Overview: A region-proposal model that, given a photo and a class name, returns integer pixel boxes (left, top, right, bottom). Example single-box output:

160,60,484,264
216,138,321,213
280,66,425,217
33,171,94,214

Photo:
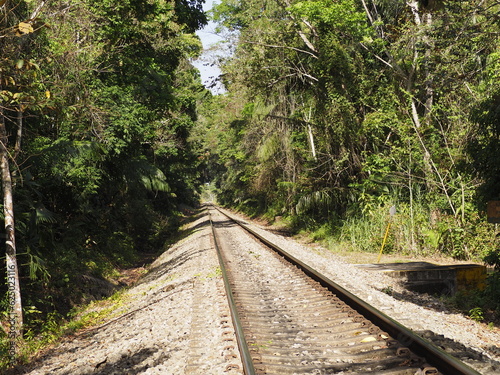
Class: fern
257,134,280,162
127,158,171,193
296,190,333,215
35,203,57,224
250,99,276,121
18,251,50,281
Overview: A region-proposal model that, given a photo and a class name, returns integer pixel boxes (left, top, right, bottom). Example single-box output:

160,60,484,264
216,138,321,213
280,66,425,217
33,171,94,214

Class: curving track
208,205,481,375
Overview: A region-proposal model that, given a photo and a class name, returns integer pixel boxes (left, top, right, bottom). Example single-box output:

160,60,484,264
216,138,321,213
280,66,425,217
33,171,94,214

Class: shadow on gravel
138,247,209,285
166,206,210,244
266,228,294,237
64,347,163,375
135,207,212,286
6,207,209,375
413,330,500,372
213,219,237,229
14,282,191,375
385,286,462,317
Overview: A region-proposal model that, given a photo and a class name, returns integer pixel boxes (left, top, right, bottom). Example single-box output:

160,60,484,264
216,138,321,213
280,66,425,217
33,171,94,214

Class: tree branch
241,40,318,59
30,0,48,19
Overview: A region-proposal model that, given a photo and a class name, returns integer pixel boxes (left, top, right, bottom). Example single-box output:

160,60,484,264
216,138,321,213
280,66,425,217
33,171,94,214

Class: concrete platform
356,262,487,295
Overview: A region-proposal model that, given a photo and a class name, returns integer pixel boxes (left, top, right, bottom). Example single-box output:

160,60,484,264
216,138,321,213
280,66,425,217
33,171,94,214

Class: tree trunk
303,106,317,161
0,83,23,362
307,124,317,161
423,13,434,119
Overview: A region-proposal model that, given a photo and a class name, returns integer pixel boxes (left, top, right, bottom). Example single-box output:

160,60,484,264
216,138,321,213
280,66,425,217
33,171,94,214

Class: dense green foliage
1,0,208,360
199,0,500,315
3,0,500,364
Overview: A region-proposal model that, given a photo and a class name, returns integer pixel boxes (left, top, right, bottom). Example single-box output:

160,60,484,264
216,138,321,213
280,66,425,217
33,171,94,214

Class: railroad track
208,205,481,375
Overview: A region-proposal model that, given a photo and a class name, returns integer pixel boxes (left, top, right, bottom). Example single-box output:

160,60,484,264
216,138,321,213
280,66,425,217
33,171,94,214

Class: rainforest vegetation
199,0,500,319
1,0,500,367
0,0,208,365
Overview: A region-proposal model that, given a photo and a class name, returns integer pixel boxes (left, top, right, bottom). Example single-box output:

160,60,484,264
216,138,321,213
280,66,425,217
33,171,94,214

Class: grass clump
0,288,129,372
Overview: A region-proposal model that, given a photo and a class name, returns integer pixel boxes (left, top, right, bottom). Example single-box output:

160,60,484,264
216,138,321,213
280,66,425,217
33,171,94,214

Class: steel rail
209,211,256,375
215,206,481,375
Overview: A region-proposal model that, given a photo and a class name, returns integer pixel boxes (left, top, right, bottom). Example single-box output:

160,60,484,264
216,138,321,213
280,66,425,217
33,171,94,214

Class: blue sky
192,0,226,94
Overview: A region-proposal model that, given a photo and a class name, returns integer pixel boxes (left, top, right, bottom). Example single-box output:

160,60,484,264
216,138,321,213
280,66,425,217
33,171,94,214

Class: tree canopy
201,0,500,261
1,0,208,362
3,0,500,367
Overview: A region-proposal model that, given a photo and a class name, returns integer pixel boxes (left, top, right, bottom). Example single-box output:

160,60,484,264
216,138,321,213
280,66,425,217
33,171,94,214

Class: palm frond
128,158,171,192
257,134,280,162
23,251,50,281
296,190,333,215
35,203,57,224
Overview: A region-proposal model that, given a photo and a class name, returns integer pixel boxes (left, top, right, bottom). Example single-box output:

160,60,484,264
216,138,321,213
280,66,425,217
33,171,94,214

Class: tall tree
1,0,208,365
206,0,500,257
0,0,47,354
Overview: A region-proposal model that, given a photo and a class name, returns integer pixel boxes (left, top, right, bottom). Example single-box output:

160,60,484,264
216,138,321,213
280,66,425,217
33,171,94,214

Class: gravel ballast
218,207,500,374
19,207,500,374
22,212,243,375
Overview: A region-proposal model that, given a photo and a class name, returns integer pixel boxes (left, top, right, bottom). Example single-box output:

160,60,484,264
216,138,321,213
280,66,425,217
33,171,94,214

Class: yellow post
377,221,391,263
377,205,396,263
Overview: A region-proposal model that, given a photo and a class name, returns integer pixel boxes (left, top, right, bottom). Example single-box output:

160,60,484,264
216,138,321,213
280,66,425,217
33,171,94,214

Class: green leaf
35,203,57,224
16,59,25,69
128,158,171,192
